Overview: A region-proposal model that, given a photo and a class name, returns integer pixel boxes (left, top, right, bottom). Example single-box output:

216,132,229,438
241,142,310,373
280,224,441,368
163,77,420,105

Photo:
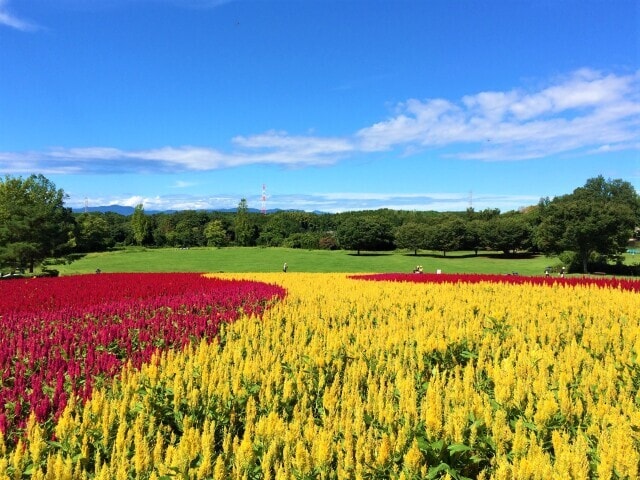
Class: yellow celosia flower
403,437,424,472
292,439,311,475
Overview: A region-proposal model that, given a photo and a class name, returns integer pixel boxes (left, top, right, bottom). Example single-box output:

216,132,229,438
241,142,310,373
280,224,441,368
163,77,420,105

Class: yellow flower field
1,273,639,479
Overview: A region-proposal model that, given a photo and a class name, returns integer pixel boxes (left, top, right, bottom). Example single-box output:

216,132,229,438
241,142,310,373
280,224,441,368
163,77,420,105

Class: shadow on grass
402,252,542,260
346,252,395,257
57,253,87,265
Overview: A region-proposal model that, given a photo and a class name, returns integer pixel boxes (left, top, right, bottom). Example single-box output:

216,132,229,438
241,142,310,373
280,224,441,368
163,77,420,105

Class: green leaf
428,462,451,479
430,439,445,453
448,443,472,454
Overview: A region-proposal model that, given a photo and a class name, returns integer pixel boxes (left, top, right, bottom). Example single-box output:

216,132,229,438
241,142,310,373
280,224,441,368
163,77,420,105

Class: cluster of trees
1,174,638,274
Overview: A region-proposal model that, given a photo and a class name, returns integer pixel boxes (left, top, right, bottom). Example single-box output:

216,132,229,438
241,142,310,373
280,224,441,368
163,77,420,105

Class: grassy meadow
51,247,561,276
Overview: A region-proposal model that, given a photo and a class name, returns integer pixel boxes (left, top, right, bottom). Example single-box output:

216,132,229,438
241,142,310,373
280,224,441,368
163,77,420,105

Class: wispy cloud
356,69,640,160
1,133,355,175
0,0,37,31
1,68,638,175
0,0,231,31
171,180,198,188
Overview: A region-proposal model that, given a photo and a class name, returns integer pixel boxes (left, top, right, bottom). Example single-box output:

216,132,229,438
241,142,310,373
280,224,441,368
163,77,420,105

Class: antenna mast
261,184,267,215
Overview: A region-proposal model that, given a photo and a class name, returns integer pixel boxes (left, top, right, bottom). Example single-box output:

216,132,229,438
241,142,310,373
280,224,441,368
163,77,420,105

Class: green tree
282,232,322,249
426,216,466,256
257,214,288,246
335,216,394,254
257,211,320,247
204,219,228,247
152,213,174,247
463,218,485,255
173,210,208,247
534,176,640,273
234,198,256,246
103,212,131,246
0,174,75,272
483,213,533,254
130,204,152,246
75,213,112,252
394,222,428,255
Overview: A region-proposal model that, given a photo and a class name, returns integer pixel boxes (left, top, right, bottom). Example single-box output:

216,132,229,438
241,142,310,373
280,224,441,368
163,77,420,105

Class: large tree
0,174,75,272
204,219,228,247
483,213,533,255
425,216,466,257
75,213,112,252
534,176,640,273
234,198,256,246
335,216,394,254
130,204,152,246
173,210,208,247
394,222,428,255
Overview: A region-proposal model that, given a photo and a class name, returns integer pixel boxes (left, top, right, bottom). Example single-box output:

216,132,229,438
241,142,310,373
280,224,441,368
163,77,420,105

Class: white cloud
1,68,638,175
1,133,355,174
232,130,355,166
587,142,640,155
357,68,640,160
508,69,631,120
172,180,198,188
0,0,37,31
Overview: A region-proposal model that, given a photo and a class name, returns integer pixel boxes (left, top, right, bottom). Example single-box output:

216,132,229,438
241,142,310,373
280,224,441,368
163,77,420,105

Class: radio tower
261,184,267,215
84,197,89,213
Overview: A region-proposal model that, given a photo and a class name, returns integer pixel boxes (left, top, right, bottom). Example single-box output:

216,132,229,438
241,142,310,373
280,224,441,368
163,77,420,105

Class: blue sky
1,0,638,213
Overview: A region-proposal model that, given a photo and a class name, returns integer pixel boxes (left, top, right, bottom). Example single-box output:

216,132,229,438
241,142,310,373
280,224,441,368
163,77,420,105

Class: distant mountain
73,205,137,215
72,205,316,215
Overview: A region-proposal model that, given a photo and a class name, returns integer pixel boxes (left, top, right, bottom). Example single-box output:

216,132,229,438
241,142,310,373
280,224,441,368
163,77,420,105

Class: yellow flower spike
9,439,26,478
114,455,128,480
132,415,151,475
195,419,214,477
302,416,317,445
403,437,424,472
375,434,391,467
510,419,530,458
275,463,290,480
234,433,255,474
112,419,128,459
597,421,639,479
151,429,164,467
311,428,333,471
394,423,411,456
79,435,89,466
0,459,7,479
25,414,45,466
551,429,590,479
94,462,110,480
490,408,512,455
422,368,444,438
533,389,559,427
292,438,311,475
261,439,281,480
212,455,226,480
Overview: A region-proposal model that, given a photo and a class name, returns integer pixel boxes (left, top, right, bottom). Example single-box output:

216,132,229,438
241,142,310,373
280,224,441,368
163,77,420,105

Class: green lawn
50,247,560,276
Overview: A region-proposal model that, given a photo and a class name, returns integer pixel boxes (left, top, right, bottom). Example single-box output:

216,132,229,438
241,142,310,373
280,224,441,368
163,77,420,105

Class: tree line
1,174,638,275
